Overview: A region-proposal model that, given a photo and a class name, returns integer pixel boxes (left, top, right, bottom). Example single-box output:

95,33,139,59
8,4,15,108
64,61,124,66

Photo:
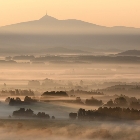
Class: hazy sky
0,0,140,28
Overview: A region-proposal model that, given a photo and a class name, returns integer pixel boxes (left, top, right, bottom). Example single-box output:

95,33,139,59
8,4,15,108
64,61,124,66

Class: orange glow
0,0,140,27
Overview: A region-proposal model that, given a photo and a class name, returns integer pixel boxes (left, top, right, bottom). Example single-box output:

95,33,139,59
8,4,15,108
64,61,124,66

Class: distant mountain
1,14,140,34
0,14,103,34
0,14,140,54
117,50,140,56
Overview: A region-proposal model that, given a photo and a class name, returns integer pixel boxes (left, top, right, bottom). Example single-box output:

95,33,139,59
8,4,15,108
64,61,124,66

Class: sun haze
0,0,140,27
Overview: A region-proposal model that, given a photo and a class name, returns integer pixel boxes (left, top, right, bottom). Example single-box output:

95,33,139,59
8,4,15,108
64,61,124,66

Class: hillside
117,50,140,56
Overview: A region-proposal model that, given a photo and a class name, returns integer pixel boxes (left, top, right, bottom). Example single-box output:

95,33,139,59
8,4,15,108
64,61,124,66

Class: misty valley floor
0,118,139,140
0,53,140,140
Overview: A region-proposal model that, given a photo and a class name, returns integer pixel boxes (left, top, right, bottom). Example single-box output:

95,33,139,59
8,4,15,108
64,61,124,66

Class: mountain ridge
0,14,140,34
117,50,140,56
0,14,103,28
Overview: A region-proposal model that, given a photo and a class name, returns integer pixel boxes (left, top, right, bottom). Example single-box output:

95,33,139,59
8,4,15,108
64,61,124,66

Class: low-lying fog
0,97,102,119
0,119,140,140
0,53,140,140
1,63,140,84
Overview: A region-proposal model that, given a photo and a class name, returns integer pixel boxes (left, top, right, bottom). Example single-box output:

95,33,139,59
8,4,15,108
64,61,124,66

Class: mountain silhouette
39,14,58,21
117,50,140,56
1,14,140,34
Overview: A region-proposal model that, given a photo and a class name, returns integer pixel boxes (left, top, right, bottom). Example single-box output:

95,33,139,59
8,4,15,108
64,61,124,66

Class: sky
0,0,140,28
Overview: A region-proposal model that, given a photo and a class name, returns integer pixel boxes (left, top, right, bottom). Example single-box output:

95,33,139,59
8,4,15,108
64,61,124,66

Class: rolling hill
117,50,140,56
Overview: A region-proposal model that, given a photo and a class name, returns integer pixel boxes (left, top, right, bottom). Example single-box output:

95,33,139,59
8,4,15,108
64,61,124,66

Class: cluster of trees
66,95,140,109
68,89,104,95
65,95,140,108
69,113,77,119
105,95,140,109
5,96,37,106
13,108,34,117
13,55,35,60
7,97,26,106
102,85,140,97
0,60,16,64
1,89,34,96
105,97,127,107
130,102,140,109
41,91,68,97
15,55,140,64
85,97,103,106
37,112,50,119
69,107,140,120
28,78,58,87
5,55,35,61
24,96,38,102
65,97,84,105
13,108,51,119
65,97,103,106
105,85,140,91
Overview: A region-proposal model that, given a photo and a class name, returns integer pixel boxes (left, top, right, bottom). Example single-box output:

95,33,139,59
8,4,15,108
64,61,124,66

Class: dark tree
69,113,77,119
